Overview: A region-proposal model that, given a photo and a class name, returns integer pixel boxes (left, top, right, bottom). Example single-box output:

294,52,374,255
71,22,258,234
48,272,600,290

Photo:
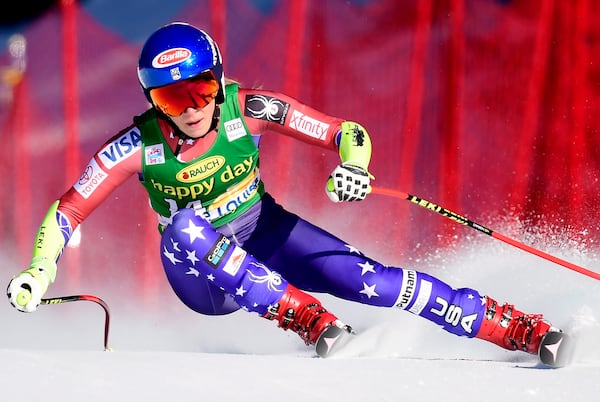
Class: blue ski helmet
137,22,225,105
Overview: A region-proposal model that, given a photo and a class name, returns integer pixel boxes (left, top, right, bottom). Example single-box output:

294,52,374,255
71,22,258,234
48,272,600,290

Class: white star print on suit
357,260,376,276
163,245,182,265
360,282,379,298
180,218,207,243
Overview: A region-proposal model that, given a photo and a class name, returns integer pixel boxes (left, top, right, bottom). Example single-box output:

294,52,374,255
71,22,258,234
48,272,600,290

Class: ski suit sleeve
238,87,345,150
7,123,143,312
238,87,375,202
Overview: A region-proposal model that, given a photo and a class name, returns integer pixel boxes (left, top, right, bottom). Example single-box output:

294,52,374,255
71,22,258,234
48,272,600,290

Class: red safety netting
2,0,600,297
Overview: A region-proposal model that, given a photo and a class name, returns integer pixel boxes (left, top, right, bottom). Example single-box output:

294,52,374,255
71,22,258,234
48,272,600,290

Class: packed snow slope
2,229,600,402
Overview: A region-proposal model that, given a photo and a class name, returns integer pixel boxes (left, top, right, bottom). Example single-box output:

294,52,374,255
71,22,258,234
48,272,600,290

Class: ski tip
538,331,576,368
315,324,353,358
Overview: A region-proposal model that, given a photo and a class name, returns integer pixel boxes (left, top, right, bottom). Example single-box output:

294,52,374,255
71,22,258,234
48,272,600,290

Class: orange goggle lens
149,73,219,117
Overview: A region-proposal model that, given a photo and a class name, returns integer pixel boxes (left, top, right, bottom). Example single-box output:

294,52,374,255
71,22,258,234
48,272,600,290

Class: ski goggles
149,72,219,117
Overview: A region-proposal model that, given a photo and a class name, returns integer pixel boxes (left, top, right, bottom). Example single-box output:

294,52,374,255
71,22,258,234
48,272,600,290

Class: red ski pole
371,185,600,281
41,294,112,351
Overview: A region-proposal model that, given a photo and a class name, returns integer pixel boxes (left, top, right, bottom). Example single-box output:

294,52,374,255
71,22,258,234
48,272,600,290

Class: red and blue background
2,0,600,299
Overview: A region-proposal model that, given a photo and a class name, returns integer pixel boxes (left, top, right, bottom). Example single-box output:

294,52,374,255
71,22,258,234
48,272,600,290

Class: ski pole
370,185,600,281
41,294,111,351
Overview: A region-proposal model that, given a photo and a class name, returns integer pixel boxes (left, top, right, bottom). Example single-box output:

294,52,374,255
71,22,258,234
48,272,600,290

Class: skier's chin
183,125,209,138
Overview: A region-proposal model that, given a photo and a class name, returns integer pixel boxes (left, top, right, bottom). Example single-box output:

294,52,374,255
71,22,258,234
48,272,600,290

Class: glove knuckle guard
7,271,47,312
326,163,372,202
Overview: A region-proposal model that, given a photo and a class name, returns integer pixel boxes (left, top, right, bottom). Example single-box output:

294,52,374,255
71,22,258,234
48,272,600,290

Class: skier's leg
391,270,556,355
240,199,556,355
160,208,345,345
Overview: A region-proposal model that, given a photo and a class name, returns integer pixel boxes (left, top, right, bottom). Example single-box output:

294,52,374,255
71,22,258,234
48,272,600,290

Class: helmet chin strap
168,105,221,156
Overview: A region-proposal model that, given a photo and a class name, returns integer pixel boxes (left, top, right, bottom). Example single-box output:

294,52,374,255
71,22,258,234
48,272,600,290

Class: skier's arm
239,87,345,149
239,88,374,202
7,125,143,312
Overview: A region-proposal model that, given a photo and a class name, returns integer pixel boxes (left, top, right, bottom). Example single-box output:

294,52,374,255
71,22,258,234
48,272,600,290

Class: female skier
7,22,568,365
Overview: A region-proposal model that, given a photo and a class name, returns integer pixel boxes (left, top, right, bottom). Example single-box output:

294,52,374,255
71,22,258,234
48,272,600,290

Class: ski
315,324,354,358
538,331,575,368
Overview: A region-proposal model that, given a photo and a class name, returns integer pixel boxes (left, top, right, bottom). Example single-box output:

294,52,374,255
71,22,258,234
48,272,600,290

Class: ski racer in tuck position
7,22,572,365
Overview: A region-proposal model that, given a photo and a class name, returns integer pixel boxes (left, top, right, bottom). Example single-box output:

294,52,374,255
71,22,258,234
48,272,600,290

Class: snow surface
2,225,600,402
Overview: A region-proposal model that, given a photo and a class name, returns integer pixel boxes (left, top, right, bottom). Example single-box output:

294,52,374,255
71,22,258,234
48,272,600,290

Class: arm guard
325,121,375,202
30,200,71,282
337,121,372,171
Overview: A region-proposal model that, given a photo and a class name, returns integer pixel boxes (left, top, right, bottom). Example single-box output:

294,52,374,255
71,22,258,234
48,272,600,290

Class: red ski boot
476,296,555,354
264,284,352,356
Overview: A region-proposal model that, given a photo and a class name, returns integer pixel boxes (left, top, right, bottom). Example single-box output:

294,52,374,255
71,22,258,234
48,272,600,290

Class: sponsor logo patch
152,48,191,68
244,94,290,125
151,156,254,200
176,155,224,182
99,127,142,169
170,67,182,80
409,280,432,315
395,269,417,309
223,118,246,142
74,158,107,199
197,169,260,222
203,234,231,268
222,246,246,276
288,110,329,140
145,144,165,165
